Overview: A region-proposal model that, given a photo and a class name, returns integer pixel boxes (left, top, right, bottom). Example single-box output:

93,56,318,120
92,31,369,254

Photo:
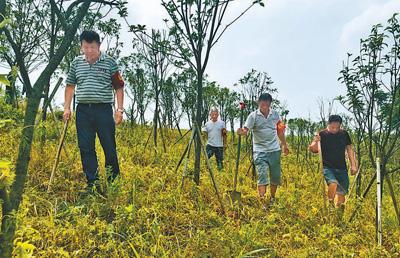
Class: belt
78,103,112,107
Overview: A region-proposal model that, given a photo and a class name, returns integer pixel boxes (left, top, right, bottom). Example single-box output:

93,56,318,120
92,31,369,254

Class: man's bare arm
63,84,75,121
346,145,358,174
278,129,290,155
114,87,124,125
115,87,124,109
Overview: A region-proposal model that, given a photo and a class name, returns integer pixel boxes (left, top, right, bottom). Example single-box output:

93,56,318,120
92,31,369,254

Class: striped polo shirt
66,52,119,104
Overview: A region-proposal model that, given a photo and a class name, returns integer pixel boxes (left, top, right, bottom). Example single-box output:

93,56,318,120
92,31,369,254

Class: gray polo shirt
202,120,226,147
244,109,281,153
66,52,119,104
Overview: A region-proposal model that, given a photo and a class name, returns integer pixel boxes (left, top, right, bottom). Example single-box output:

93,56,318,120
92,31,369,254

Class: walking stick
346,162,362,203
318,140,327,214
47,119,69,193
228,102,246,204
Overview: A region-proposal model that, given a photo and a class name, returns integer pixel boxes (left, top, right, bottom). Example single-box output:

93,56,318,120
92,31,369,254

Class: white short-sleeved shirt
202,120,226,147
244,109,281,153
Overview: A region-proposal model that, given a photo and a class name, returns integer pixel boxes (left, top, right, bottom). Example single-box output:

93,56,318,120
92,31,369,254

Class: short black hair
328,115,343,124
80,30,101,44
258,93,273,103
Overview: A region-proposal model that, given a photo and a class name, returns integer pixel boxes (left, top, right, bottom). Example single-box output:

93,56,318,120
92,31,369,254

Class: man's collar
83,51,105,62
256,108,272,117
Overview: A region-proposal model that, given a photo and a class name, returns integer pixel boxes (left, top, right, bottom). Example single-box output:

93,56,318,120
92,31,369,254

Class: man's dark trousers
76,103,120,185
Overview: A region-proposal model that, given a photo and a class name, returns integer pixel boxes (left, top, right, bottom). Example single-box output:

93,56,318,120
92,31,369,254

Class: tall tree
339,13,400,226
160,0,265,184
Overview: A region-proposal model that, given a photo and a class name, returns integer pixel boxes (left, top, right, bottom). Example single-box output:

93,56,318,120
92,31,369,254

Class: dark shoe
83,181,102,195
107,174,119,184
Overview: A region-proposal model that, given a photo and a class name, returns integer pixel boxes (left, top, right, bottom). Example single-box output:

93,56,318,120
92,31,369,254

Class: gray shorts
254,150,282,186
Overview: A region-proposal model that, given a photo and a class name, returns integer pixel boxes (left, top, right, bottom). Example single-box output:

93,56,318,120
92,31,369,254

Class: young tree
161,76,184,129
175,68,197,128
135,29,173,151
0,0,127,255
224,90,240,141
120,53,152,126
236,69,278,113
339,14,400,226
203,79,221,122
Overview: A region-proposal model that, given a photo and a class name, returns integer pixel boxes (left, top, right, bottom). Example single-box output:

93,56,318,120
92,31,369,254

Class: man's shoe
328,200,335,213
260,197,268,211
337,204,345,220
81,181,102,195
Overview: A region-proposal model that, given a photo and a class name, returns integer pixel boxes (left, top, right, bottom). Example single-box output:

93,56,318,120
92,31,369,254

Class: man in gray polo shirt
63,30,125,193
237,93,289,205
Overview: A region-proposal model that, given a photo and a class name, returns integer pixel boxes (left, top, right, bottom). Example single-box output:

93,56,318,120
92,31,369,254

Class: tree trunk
41,83,50,121
130,102,135,127
230,117,235,142
0,85,42,257
5,78,17,107
194,70,203,185
356,144,362,196
0,2,90,255
153,90,159,148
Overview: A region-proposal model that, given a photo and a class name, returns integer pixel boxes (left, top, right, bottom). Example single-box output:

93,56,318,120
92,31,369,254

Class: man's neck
326,127,339,134
260,108,270,117
86,52,101,64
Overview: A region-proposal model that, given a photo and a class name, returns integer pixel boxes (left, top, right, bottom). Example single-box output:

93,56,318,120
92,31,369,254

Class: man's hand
63,108,71,122
313,134,321,143
282,144,290,156
114,110,123,125
309,133,320,153
237,128,247,136
351,164,358,176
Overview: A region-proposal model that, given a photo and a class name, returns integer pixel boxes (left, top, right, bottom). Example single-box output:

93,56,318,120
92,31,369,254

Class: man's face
81,40,100,60
210,111,219,122
327,122,341,134
258,100,271,111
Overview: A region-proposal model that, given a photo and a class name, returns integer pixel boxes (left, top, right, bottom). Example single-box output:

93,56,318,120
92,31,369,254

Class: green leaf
0,15,11,29
0,74,10,86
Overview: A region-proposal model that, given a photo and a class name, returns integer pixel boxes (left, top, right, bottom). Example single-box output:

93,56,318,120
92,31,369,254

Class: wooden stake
376,158,382,246
47,119,69,193
318,141,327,215
195,125,225,214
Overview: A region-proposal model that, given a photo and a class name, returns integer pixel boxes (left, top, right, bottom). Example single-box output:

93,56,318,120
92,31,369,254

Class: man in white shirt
203,107,227,171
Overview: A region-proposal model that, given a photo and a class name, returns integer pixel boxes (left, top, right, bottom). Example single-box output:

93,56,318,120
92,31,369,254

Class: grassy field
1,120,399,257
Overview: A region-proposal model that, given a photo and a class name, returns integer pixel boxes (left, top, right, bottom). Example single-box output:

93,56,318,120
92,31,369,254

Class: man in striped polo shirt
63,30,125,193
